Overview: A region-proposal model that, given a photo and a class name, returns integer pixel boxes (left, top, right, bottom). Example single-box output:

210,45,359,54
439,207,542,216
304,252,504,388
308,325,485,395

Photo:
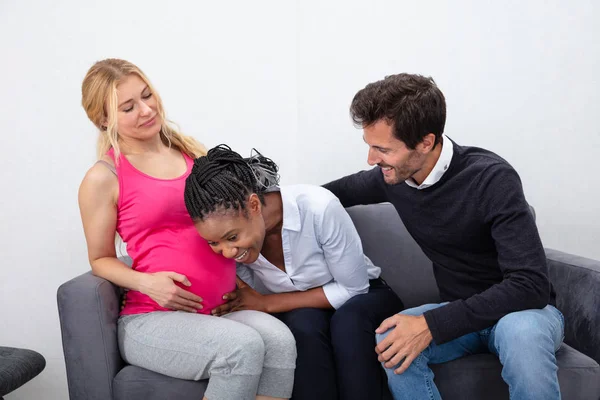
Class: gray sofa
58,203,600,400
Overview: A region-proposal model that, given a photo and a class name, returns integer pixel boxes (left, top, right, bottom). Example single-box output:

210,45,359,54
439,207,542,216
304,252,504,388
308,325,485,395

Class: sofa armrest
57,271,124,400
546,248,600,364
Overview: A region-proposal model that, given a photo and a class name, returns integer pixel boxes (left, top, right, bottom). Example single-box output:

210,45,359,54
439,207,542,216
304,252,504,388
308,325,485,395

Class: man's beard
379,151,423,185
379,163,419,186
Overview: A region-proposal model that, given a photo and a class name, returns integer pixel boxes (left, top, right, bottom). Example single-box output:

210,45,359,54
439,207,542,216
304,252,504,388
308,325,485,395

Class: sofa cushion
346,203,441,308
113,344,600,400
432,343,600,400
113,365,207,400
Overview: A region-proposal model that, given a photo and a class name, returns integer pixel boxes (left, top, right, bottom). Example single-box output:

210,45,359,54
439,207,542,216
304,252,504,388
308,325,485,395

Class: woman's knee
330,304,370,340
218,327,266,375
235,327,266,357
261,321,297,363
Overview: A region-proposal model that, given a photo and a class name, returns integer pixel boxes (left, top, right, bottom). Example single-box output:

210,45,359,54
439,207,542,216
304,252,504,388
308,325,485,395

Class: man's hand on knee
375,314,433,374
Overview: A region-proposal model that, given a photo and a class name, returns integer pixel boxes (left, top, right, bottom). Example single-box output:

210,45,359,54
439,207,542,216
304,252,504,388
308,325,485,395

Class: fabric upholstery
113,366,207,400
546,248,600,364
57,203,600,399
58,272,123,400
431,343,600,400
346,203,441,308
0,347,46,396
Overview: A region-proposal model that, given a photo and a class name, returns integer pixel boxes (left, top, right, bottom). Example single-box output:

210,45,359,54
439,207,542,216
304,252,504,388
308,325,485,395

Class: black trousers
275,279,404,400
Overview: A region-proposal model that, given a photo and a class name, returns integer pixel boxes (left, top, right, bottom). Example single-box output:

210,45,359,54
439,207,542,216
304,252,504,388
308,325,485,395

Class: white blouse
237,184,380,309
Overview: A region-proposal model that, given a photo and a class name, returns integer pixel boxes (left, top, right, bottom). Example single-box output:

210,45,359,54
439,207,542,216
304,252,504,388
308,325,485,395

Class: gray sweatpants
118,310,296,400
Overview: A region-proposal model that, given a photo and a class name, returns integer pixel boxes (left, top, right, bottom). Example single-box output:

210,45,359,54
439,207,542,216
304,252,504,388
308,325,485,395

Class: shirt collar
405,134,453,190
280,186,301,232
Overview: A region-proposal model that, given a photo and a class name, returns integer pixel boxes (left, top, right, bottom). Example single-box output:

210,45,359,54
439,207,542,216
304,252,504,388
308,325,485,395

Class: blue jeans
376,303,565,400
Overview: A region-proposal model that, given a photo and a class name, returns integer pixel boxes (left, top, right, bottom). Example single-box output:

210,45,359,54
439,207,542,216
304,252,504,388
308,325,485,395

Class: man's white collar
405,134,453,190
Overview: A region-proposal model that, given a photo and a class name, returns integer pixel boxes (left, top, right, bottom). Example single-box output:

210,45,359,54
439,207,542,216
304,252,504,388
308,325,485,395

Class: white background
1,1,598,398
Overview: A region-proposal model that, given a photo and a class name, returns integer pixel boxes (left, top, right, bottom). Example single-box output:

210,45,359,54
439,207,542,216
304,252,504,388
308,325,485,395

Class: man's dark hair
184,144,279,221
350,73,446,149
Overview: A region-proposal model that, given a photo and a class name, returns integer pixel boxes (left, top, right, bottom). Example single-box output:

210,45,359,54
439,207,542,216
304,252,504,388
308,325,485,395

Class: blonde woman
78,59,296,400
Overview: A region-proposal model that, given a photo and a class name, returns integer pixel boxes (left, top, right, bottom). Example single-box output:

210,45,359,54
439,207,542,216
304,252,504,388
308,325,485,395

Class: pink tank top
108,149,236,316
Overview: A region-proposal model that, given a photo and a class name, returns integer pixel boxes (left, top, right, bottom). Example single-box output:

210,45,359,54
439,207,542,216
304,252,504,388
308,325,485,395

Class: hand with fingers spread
139,271,204,312
211,277,269,316
375,314,433,375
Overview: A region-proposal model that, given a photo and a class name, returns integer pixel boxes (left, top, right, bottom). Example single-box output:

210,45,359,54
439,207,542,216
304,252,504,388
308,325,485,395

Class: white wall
0,1,597,399
296,0,600,259
0,1,297,399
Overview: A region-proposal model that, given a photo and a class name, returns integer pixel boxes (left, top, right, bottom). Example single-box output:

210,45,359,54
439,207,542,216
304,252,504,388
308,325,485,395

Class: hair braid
184,144,280,221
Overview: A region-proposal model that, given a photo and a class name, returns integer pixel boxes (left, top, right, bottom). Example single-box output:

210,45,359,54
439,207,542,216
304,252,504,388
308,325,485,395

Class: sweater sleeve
322,167,387,207
423,164,551,344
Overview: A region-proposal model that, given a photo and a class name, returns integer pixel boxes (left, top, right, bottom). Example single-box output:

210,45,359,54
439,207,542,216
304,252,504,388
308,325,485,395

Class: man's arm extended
323,167,387,207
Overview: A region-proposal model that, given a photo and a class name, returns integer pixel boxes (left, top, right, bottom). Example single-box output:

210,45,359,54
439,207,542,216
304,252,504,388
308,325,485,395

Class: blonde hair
81,58,206,161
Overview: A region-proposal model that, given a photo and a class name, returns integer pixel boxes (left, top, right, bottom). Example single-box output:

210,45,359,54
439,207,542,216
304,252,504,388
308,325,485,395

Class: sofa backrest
346,203,441,308
546,248,600,363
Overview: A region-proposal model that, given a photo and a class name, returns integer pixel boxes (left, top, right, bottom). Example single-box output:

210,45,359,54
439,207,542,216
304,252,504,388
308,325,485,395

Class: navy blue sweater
324,140,555,344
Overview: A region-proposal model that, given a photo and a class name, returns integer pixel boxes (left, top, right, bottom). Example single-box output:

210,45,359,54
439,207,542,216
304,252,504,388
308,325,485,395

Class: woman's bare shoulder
80,159,118,203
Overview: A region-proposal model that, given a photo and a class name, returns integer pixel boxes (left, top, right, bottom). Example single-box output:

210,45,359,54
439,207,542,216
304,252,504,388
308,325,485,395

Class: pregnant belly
121,261,237,315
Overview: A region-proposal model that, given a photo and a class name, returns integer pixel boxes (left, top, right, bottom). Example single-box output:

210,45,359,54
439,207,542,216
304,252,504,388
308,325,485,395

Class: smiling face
364,120,427,185
193,195,267,264
112,73,162,142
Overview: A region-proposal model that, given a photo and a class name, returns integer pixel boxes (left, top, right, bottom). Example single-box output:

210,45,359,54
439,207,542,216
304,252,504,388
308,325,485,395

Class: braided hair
184,144,280,221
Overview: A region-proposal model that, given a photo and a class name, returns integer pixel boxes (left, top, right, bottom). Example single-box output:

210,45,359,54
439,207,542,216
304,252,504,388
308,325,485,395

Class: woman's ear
248,193,262,215
101,116,109,131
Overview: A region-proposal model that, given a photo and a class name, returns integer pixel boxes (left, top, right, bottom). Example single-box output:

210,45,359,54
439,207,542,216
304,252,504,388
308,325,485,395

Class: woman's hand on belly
211,278,269,316
139,271,204,312
211,277,333,315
